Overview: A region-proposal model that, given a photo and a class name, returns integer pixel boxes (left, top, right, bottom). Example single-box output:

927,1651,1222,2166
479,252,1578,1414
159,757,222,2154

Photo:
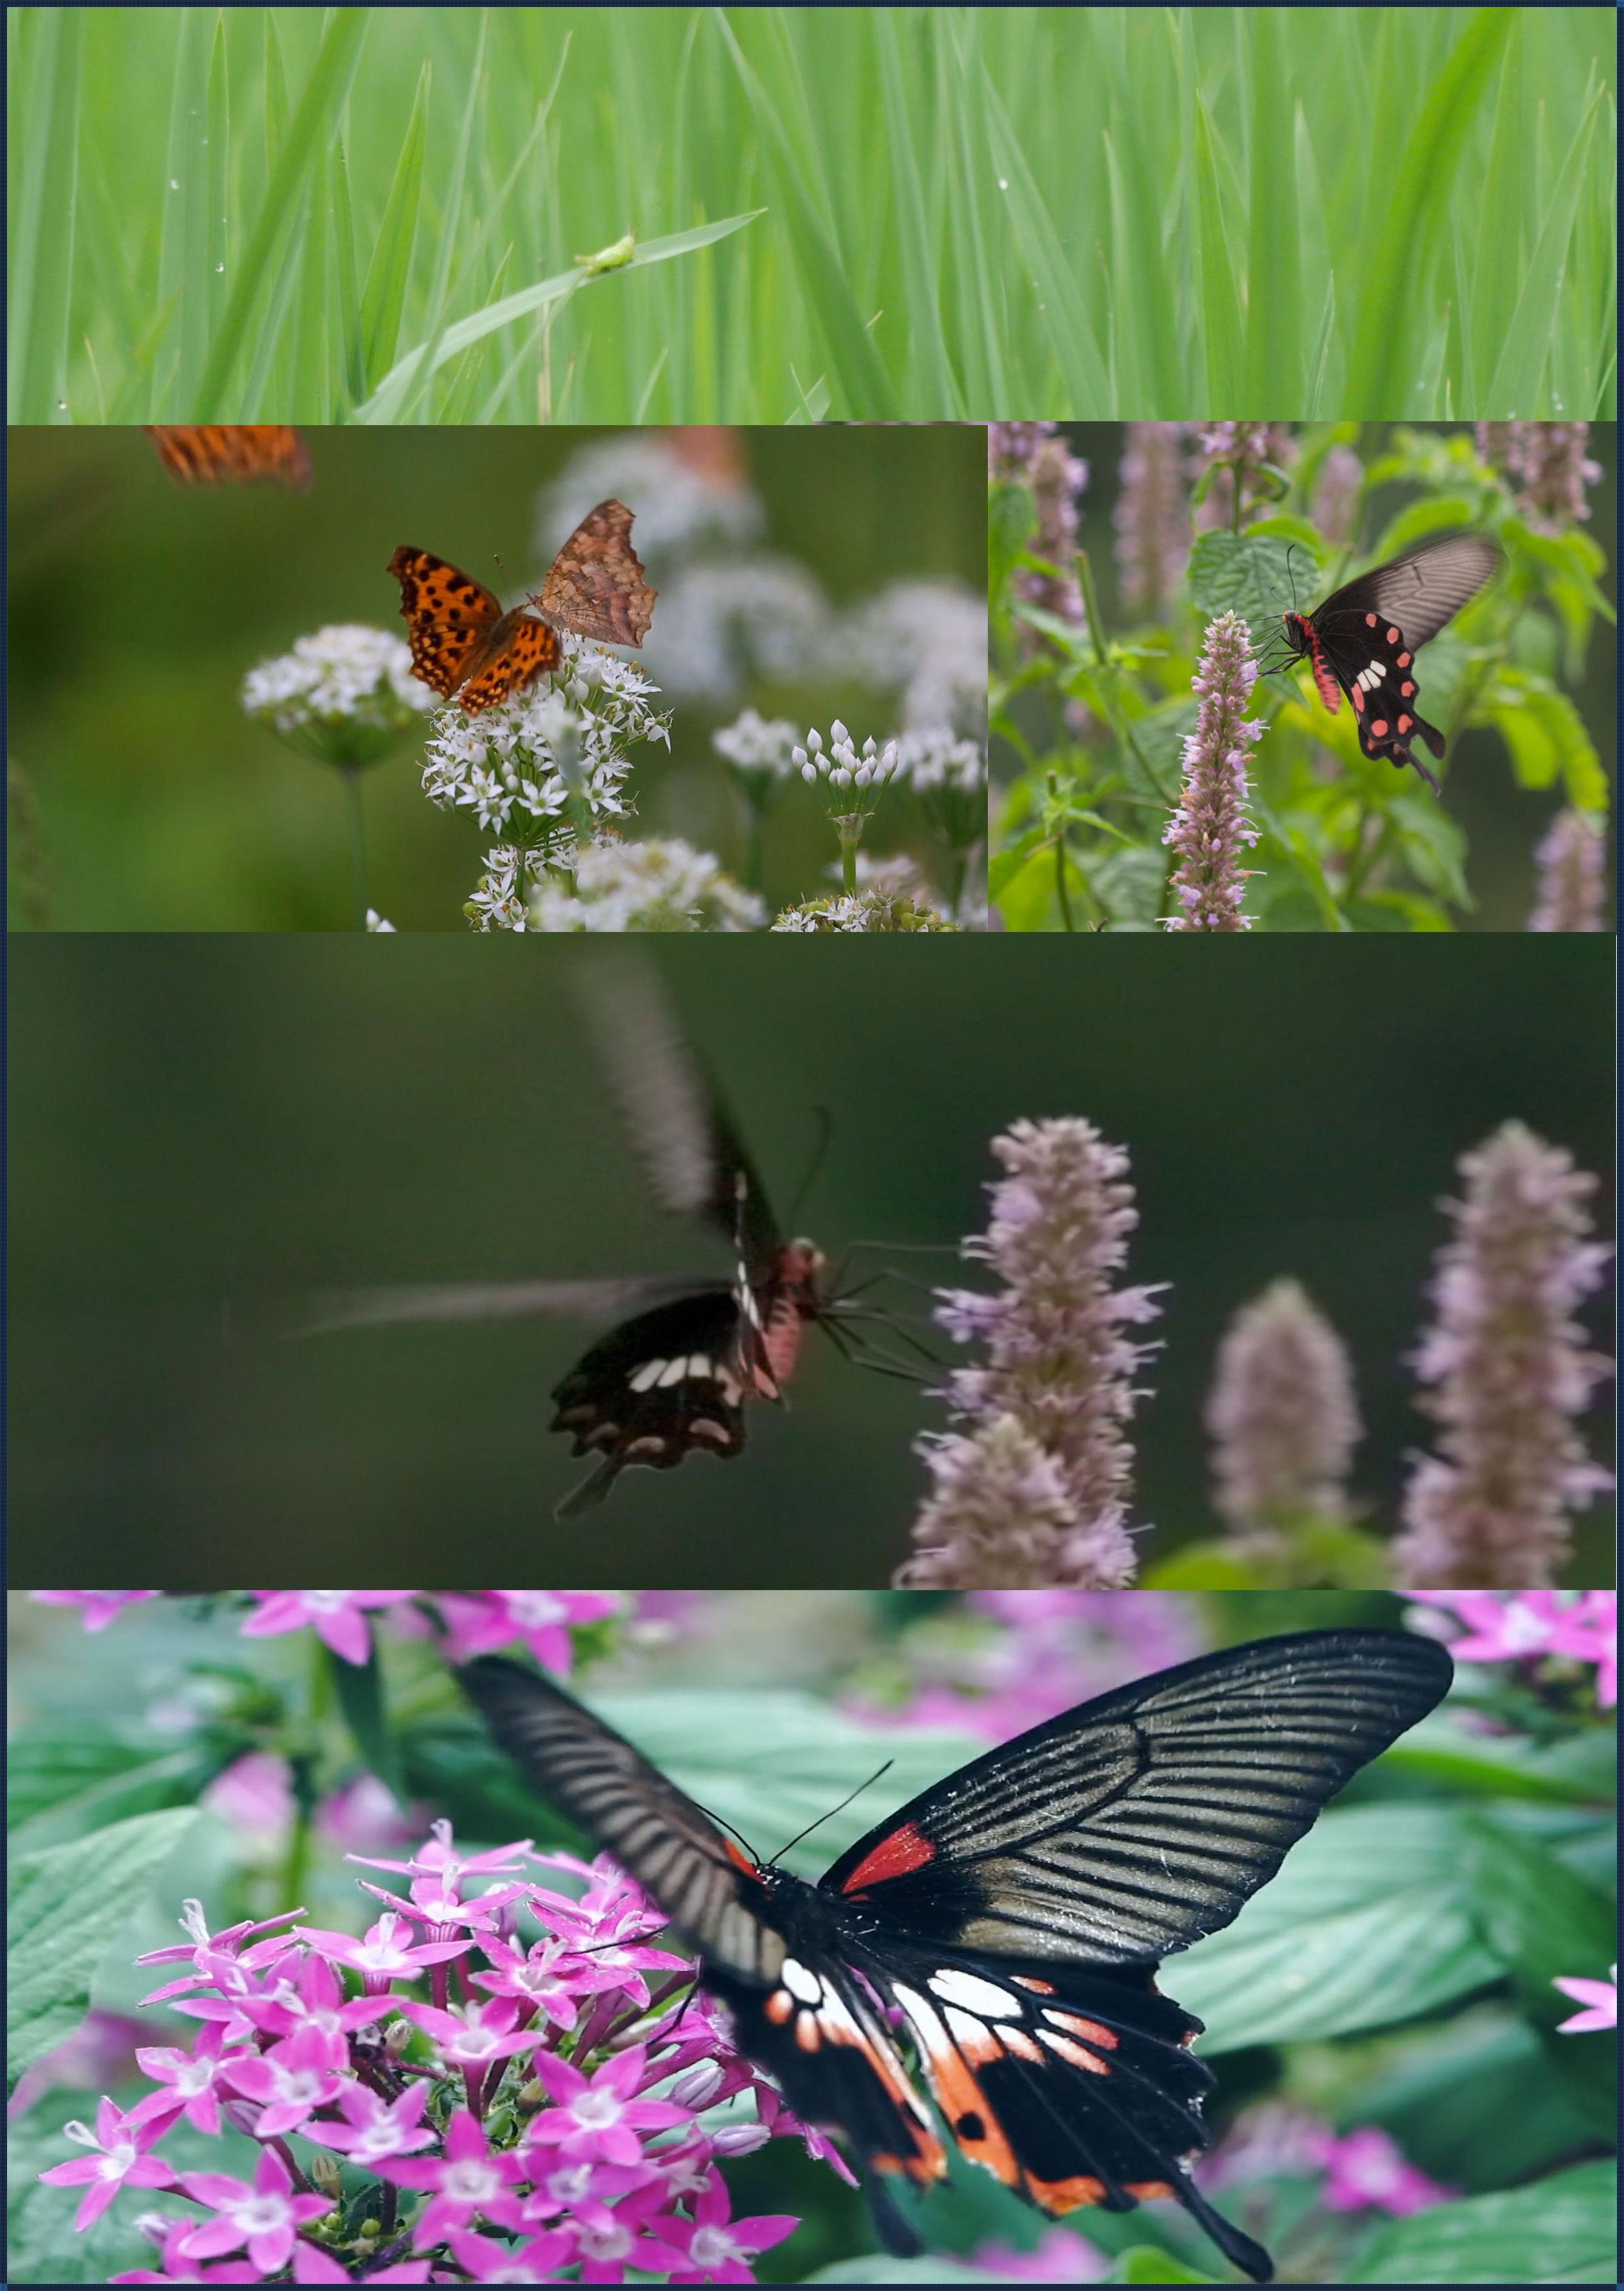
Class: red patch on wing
839,1821,937,1895
1028,2172,1108,2214
724,1839,759,1875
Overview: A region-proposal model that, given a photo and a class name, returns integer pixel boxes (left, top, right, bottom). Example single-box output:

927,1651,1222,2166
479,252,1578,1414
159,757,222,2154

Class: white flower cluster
364,910,397,933
772,888,955,933
887,726,985,793
793,721,898,798
643,558,832,700
241,625,432,764
709,708,802,777
465,844,553,931
837,580,989,733
527,837,765,933
535,434,764,568
421,640,669,839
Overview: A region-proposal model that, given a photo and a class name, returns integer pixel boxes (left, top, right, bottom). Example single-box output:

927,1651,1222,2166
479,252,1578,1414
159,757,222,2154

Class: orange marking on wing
1397,650,1412,667
1386,627,1400,644
1350,683,1364,712
1026,2172,1108,2214
794,2014,822,2052
839,1820,937,1896
1126,2181,1176,2202
1039,2031,1112,2076
1370,718,1390,737
1042,2011,1118,2049
147,425,309,488
723,1839,757,1874
1011,1976,1056,1995
386,548,562,714
1396,714,1413,734
1364,612,1379,627
764,1990,794,2026
999,2026,1044,2064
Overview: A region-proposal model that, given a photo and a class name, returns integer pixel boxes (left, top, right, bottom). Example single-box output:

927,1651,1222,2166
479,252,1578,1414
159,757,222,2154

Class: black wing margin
1322,532,1501,650
820,1629,1453,1964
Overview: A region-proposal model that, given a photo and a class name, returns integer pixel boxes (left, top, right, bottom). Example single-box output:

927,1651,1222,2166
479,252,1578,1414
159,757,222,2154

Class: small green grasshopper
573,233,637,277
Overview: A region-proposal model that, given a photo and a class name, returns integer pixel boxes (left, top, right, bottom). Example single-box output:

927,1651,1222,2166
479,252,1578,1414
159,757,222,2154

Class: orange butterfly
145,425,310,489
388,500,657,717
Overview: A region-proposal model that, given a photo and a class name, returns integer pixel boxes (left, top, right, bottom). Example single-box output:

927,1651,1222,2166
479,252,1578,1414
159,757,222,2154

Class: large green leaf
807,2260,994,2285
1347,2159,1616,2284
1187,531,1295,639
1353,2013,1605,2195
7,1732,217,1852
1172,1806,1502,2050
8,1808,199,2095
1384,1715,1616,1805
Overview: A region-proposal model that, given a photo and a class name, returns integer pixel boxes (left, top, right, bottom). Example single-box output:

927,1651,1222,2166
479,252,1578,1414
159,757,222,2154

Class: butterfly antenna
786,1106,834,1231
687,1795,763,1869
771,1761,894,1867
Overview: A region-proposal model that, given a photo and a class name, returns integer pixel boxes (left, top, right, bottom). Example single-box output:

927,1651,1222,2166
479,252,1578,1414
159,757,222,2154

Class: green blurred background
1050,423,1617,931
5,423,983,928
9,934,1612,1587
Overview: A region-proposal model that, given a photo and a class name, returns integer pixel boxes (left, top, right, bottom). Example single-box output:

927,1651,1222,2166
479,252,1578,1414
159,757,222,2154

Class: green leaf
356,59,430,391
1483,90,1605,413
326,1641,405,1804
1113,2248,1219,2285
1142,1547,1272,1591
1355,2012,1605,2195
8,1732,217,1852
1387,792,1471,909
1485,671,1608,807
1187,530,1295,637
987,827,1051,903
1244,513,1331,563
1172,1806,1503,2051
1385,1715,1616,1805
1347,2159,1616,2283
8,1807,199,2095
807,2260,995,2285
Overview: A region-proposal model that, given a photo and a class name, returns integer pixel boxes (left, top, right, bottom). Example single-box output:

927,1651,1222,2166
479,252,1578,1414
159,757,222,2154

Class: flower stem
1054,834,1076,931
340,768,369,929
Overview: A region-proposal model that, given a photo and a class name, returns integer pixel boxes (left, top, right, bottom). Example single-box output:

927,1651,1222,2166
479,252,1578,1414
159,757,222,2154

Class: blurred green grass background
8,933,1611,1589
5,423,984,929
7,7,1615,424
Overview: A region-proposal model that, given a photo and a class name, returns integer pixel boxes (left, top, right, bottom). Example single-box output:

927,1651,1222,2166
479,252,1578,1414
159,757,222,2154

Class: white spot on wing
628,1359,665,1391
781,1958,822,2004
657,1356,689,1388
928,1968,1022,2020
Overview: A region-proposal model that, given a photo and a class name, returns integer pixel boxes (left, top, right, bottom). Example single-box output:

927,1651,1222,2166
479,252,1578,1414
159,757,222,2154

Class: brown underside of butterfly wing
146,425,310,489
535,498,658,647
454,611,564,715
386,547,506,699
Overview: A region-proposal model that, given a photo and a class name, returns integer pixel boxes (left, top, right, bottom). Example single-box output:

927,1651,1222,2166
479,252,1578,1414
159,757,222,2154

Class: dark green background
6,423,983,929
9,934,1612,1587
1039,423,1618,932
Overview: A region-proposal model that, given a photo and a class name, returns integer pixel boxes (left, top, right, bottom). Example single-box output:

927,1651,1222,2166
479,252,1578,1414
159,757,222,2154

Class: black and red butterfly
461,1626,1454,2283
298,961,918,1518
1276,531,1501,792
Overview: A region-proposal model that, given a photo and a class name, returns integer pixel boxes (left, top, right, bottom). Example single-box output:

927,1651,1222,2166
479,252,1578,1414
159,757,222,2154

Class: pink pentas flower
974,2227,1111,2281
32,1589,161,1630
521,2154,659,2232
650,2166,799,2283
347,1815,533,1886
572,2180,691,2285
443,2225,576,2282
470,1930,631,2029
234,1948,389,2047
1309,2124,1453,2216
37,2096,179,2229
437,1589,621,1671
290,2244,432,2283
395,1996,544,2093
526,2044,690,2166
1408,1589,1617,1704
202,1750,297,1846
241,1591,408,1665
218,2018,349,2135
313,2074,437,2166
112,2217,265,2282
315,1771,426,1852
1553,1965,1617,2033
378,2107,529,2244
177,2143,330,2272
129,2025,236,2136
295,1907,469,1992
356,1869,532,1941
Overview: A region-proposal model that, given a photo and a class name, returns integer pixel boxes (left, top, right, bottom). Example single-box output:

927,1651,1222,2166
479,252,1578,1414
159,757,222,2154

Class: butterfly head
779,1240,828,1312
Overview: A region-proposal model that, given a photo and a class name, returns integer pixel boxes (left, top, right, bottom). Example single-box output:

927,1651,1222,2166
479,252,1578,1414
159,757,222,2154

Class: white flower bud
831,720,848,743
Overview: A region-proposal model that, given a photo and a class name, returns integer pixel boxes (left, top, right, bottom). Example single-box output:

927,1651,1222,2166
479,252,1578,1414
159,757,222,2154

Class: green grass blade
1345,6,1516,415
968,44,1109,411
1193,94,1243,411
329,136,365,409
355,64,428,393
354,212,763,422
713,12,901,418
1483,88,1604,412
1242,6,1301,413
7,5,82,421
874,8,961,417
190,5,369,419
153,5,211,415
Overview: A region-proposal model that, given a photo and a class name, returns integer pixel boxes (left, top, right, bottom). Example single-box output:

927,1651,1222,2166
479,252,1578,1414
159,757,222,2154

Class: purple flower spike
1394,1123,1613,1587
1206,1279,1362,1534
1114,424,1193,613
1163,609,1264,931
1528,808,1608,933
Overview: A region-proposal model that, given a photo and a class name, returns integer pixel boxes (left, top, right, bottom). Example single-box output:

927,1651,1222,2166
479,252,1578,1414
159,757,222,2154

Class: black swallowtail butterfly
462,1627,1454,2283
299,960,900,1519
1279,531,1501,792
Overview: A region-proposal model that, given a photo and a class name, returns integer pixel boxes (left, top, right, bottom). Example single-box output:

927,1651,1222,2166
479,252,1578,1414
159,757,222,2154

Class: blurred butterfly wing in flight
534,498,658,646
146,425,310,489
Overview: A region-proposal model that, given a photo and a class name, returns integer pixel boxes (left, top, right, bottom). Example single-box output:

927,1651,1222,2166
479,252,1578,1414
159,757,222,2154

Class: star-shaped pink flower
1309,2124,1453,2217
524,2044,689,2167
177,2143,330,2273
649,2167,800,2283
219,2018,347,2135
377,2107,528,2246
294,1907,467,1992
240,1590,407,1665
310,2076,437,2168
129,2024,237,2136
38,2096,178,2231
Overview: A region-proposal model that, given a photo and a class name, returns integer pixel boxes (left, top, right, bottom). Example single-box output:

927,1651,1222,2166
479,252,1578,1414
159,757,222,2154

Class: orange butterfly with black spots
388,499,657,717
145,426,310,489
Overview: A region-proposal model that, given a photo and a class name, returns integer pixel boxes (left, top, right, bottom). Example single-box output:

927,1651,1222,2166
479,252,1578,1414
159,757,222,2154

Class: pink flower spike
652,2167,800,2283
445,2226,576,2283
240,1589,407,1664
295,1908,469,1991
130,2024,235,2135
313,2076,436,2167
377,2107,528,2246
526,2044,689,2167
177,2144,330,2273
32,1589,160,1630
38,2096,179,2231
1553,1966,1618,2033
1310,2124,1453,2217
218,2019,347,2135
